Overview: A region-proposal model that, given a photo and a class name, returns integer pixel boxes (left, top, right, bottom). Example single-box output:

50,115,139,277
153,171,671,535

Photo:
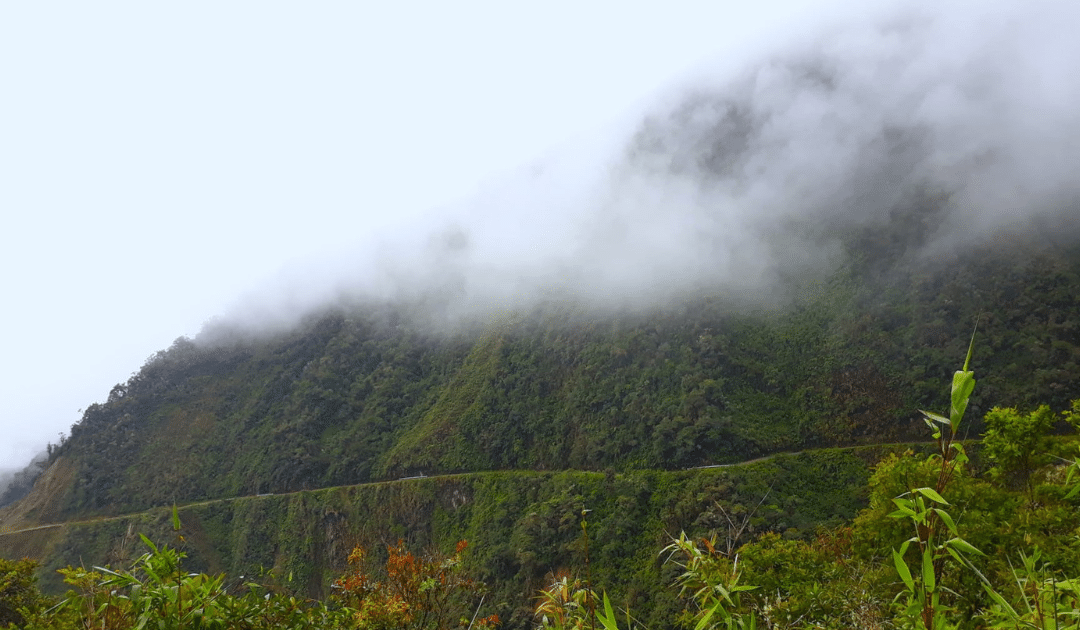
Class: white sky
0,0,882,470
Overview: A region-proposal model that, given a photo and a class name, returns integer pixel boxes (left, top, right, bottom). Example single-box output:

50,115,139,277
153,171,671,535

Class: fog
215,1,1080,337
0,451,47,510
8,0,851,474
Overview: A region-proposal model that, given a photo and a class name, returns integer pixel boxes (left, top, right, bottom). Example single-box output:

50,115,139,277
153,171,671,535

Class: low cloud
210,1,1080,338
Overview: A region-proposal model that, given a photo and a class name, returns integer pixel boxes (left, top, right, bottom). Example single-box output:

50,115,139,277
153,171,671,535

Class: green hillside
1,448,892,628
11,229,1079,521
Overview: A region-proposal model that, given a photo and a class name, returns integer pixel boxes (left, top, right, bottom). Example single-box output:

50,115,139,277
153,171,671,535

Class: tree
0,557,50,628
981,404,1056,498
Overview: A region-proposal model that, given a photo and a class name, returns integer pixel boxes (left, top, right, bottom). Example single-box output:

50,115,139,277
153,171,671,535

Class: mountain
3,8,1080,622
11,1,1080,522
4,217,1078,523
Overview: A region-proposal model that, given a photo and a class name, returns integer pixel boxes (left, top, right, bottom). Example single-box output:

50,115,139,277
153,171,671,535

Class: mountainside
7,1,1079,524
5,223,1078,524
0,448,909,628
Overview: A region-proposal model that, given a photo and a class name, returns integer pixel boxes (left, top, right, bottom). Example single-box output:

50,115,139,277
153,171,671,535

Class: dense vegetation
3,368,1078,629
1,446,882,627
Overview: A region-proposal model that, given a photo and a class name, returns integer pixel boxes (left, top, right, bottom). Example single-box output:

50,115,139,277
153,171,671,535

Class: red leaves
333,539,494,630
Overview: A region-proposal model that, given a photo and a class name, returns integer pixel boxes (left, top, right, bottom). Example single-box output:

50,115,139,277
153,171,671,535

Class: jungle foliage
2,395,1077,629
2,446,879,629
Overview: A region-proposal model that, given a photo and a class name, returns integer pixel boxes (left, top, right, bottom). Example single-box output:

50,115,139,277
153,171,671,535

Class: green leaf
921,410,951,426
889,507,916,520
597,593,620,630
713,582,735,606
933,509,957,536
944,546,965,567
982,583,1020,619
1065,462,1079,498
893,549,915,592
172,504,181,532
922,547,936,591
963,322,978,373
694,600,718,630
950,371,975,429
946,537,984,556
916,487,949,505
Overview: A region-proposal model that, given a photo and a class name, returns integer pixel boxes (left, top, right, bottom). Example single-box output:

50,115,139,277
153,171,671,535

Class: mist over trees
0,452,46,510
210,2,1080,340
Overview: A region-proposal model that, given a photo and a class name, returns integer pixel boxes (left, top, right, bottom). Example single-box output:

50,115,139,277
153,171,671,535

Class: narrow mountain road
0,444,912,538
0,523,64,535
687,451,802,469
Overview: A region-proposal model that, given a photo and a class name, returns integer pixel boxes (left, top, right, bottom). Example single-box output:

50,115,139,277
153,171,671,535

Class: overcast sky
2,0,880,470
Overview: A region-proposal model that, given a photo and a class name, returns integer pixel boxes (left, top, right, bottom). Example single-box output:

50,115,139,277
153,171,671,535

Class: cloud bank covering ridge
218,1,1080,335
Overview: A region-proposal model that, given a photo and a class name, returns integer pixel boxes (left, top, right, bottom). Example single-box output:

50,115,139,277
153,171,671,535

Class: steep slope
7,225,1078,523
11,13,1080,520
1,448,895,628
